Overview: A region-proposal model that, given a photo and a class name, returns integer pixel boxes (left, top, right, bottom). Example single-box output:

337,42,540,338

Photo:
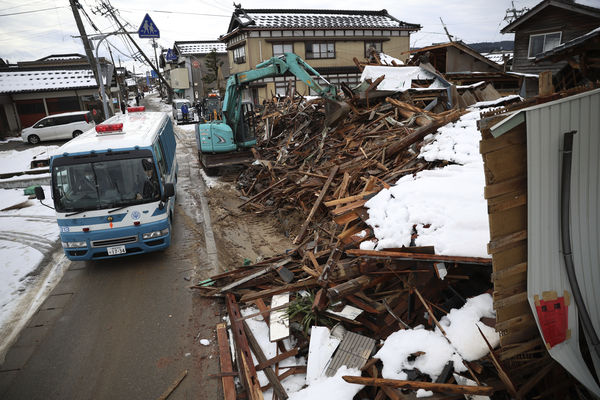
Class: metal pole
152,39,163,96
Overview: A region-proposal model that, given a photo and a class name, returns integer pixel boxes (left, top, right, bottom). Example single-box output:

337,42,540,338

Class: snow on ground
0,186,60,359
361,109,491,258
376,294,499,388
145,95,172,113
0,145,58,174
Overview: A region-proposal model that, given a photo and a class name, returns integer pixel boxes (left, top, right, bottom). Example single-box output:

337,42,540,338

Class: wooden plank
346,249,492,265
306,252,323,274
341,376,494,396
324,190,378,207
494,291,528,310
476,325,518,397
487,192,527,214
499,337,543,361
293,165,339,244
240,278,318,303
255,348,299,371
492,262,527,283
487,230,527,254
269,293,290,342
225,294,264,400
157,370,188,400
484,176,527,199
242,321,288,400
495,312,537,332
216,323,237,400
239,178,287,208
479,125,526,155
331,199,368,216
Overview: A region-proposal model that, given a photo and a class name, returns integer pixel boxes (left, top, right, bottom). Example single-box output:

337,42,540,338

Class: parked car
171,99,195,124
21,111,95,144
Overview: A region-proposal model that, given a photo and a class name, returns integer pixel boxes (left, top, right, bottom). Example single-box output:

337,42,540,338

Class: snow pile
376,327,467,381
360,66,437,92
376,294,498,385
437,294,499,361
361,110,490,258
0,145,58,174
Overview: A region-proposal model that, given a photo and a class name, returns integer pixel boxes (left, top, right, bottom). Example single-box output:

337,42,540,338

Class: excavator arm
222,53,346,130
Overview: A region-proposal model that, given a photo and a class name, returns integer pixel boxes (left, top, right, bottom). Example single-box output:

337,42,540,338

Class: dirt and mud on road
202,174,295,276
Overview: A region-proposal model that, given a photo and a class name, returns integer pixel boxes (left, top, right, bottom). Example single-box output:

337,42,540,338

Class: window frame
272,42,294,57
233,46,246,64
364,41,383,58
305,41,335,60
527,31,562,59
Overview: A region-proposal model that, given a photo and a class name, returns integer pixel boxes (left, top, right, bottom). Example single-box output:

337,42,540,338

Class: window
528,32,561,58
233,46,246,64
306,42,335,59
273,43,293,57
365,41,383,58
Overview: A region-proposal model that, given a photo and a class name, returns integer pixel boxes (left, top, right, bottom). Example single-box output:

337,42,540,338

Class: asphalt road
0,98,224,400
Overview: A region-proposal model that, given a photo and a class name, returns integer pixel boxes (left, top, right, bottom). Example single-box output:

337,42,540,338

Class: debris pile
198,82,525,399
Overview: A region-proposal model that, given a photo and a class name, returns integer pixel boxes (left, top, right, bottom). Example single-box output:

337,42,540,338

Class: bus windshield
52,156,160,213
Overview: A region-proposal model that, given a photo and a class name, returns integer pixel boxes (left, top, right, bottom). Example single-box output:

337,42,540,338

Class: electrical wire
118,8,229,17
0,6,67,17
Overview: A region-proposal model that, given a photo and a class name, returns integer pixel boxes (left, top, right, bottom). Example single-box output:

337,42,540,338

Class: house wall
10,89,100,129
446,47,500,73
170,68,190,90
226,30,411,103
512,6,600,75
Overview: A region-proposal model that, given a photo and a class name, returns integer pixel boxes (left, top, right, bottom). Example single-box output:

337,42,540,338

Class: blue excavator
195,53,349,173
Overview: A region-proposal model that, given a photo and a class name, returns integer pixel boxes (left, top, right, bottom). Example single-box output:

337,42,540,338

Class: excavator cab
234,101,257,146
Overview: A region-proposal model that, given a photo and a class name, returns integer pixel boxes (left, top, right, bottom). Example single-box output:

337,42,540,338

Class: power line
118,8,229,17
0,6,67,17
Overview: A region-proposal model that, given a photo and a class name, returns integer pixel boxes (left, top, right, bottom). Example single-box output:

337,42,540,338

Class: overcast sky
1,0,598,74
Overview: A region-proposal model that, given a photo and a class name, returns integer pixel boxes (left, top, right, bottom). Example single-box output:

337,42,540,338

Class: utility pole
504,1,529,24
101,2,173,101
439,18,453,43
152,38,164,96
69,0,100,85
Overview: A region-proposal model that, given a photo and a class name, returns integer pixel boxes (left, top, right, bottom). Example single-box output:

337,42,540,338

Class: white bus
35,107,177,260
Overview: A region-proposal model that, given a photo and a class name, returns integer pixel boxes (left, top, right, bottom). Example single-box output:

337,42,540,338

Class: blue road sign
138,14,159,38
165,49,177,61
150,70,158,78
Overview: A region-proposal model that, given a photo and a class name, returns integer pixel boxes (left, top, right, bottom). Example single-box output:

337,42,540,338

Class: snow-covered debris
437,293,499,361
0,146,58,174
376,294,498,384
288,366,363,400
362,110,490,257
360,66,437,92
379,52,404,66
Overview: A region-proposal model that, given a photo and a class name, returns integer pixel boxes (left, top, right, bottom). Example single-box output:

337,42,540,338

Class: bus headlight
142,228,169,239
62,241,87,248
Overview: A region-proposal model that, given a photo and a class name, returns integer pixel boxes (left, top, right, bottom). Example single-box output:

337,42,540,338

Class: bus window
153,142,167,177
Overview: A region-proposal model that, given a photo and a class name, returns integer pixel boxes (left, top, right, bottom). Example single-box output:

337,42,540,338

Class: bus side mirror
162,183,175,200
34,186,45,200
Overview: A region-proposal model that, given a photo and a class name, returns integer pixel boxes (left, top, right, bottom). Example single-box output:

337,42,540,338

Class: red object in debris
535,296,568,348
95,123,124,133
127,106,145,112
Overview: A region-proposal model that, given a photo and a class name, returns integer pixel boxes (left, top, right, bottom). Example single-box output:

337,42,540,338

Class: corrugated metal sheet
525,88,600,396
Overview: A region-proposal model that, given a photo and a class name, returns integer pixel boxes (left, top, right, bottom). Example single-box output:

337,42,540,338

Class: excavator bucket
324,99,351,126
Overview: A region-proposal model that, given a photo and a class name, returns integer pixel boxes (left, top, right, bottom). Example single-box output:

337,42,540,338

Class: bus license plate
107,245,126,255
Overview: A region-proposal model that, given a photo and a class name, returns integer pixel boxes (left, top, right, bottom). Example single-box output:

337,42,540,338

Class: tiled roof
483,52,513,65
175,41,227,55
227,8,420,33
0,69,97,94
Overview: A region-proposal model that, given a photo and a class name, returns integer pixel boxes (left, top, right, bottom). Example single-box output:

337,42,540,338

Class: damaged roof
409,41,504,72
500,0,600,33
174,41,227,55
225,7,420,35
0,68,98,94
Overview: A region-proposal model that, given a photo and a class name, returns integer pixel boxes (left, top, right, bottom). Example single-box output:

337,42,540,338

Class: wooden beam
157,370,188,400
216,323,237,400
341,376,494,396
240,278,318,303
255,348,299,371
293,165,339,244
243,321,289,400
346,249,492,265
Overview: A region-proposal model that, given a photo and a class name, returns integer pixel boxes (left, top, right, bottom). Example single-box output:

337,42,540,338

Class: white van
21,111,95,144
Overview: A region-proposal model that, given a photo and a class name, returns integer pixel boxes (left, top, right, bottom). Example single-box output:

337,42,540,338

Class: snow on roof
176,42,227,55
234,9,419,30
360,66,437,91
55,112,168,156
482,52,513,65
0,69,99,94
